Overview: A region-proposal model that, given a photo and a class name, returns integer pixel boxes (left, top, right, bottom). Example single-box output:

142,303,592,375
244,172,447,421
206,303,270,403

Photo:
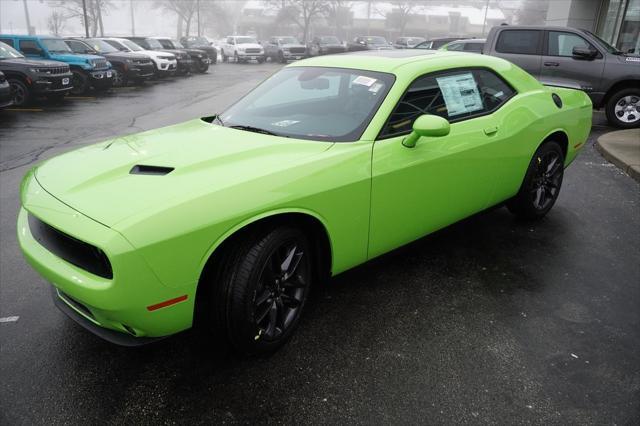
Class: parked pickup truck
0,41,73,105
220,36,265,63
0,34,112,95
484,25,640,128
264,36,307,63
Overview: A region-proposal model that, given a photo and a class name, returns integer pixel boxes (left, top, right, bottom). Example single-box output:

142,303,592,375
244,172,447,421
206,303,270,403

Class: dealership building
547,0,639,54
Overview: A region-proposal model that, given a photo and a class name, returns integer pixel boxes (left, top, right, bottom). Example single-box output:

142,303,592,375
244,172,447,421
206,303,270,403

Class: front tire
209,226,313,356
8,79,31,106
605,88,640,129
507,141,565,220
111,67,127,87
70,71,89,95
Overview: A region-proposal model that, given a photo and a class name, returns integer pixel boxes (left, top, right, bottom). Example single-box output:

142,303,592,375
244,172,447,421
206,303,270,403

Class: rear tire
207,226,313,356
507,141,565,220
605,88,640,129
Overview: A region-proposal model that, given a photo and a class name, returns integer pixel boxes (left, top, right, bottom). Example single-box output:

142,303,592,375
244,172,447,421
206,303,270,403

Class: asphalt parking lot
1,63,639,425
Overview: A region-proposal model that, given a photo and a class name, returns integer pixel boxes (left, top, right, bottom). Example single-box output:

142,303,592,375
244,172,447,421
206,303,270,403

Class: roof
0,34,59,40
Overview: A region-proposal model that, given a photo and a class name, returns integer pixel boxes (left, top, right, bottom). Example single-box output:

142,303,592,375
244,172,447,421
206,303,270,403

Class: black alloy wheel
70,71,88,95
208,226,313,355
507,141,565,219
8,79,29,106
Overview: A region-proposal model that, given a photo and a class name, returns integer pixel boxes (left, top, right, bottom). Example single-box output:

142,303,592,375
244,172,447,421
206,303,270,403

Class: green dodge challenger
18,50,592,353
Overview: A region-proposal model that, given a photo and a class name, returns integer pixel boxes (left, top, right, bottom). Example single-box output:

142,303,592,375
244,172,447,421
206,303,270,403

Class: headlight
283,48,290,52
238,47,245,51
197,54,203,58
125,59,133,63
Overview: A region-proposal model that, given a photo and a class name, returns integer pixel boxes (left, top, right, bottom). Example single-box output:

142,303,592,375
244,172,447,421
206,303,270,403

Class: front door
369,68,517,258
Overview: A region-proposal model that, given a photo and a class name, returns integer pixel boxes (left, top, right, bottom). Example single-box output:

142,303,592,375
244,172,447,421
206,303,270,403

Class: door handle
484,126,499,135
544,61,559,67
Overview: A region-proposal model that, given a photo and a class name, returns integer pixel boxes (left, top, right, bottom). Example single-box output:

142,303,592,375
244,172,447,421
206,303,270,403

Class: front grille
91,58,109,69
289,47,306,54
28,213,113,279
38,66,69,75
245,48,261,54
133,58,152,65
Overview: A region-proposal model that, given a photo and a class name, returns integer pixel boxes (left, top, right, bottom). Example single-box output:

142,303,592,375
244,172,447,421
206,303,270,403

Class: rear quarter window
496,30,542,55
0,38,14,47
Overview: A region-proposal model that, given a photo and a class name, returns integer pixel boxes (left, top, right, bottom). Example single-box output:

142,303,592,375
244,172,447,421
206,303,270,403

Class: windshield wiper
229,125,285,137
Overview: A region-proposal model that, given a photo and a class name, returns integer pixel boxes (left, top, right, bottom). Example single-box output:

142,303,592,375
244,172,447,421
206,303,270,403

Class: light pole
197,0,201,37
130,0,135,36
21,0,33,35
481,0,490,36
82,0,89,37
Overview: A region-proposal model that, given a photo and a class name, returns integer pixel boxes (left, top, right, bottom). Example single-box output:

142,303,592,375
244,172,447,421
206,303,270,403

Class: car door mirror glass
402,115,450,148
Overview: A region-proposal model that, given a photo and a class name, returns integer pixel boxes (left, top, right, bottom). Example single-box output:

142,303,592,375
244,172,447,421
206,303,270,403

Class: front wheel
605,88,640,129
507,141,565,220
208,226,313,356
196,61,209,73
70,71,89,95
111,67,127,87
8,79,31,106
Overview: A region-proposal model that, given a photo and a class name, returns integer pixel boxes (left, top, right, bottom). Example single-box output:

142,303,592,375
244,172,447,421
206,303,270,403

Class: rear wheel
507,141,565,220
207,226,313,356
8,79,30,106
605,88,640,128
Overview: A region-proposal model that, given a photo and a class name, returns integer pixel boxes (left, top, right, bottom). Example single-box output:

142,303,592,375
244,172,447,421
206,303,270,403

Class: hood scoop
130,165,174,176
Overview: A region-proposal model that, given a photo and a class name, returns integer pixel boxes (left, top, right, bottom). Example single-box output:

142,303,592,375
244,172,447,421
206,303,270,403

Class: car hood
0,57,67,67
104,51,150,61
49,52,103,62
282,43,306,49
142,50,175,59
35,119,333,228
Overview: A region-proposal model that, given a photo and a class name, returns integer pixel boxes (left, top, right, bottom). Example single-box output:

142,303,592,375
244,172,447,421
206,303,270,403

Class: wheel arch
193,209,334,323
602,79,640,107
539,129,569,160
4,71,29,84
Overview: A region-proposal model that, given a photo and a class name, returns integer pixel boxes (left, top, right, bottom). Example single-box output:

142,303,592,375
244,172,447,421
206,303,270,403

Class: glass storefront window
597,0,640,55
619,0,640,54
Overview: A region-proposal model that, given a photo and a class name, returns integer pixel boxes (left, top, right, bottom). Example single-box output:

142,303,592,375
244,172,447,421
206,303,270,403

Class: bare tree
385,1,419,36
155,0,199,38
47,10,68,36
49,0,114,36
324,0,352,38
268,0,328,42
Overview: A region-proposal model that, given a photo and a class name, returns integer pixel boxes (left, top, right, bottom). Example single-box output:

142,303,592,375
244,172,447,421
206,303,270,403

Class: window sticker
436,73,484,117
352,75,377,87
369,82,384,93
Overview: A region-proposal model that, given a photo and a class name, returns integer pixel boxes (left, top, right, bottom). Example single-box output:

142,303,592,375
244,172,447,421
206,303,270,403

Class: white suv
100,37,177,76
221,36,265,63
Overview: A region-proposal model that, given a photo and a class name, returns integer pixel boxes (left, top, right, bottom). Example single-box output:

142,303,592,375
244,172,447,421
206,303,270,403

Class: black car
307,36,347,56
179,36,218,64
125,37,193,75
414,37,465,50
154,37,211,73
64,37,154,87
0,71,12,108
0,41,73,106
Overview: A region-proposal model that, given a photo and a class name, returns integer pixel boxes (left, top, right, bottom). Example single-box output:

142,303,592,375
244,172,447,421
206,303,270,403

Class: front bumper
282,51,307,60
176,58,194,73
17,171,195,344
154,59,178,75
125,62,155,80
89,69,114,87
237,52,265,60
31,73,74,95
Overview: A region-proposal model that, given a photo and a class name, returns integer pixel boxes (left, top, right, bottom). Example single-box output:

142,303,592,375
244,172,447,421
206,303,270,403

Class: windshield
219,67,394,142
42,39,72,53
172,40,184,48
84,38,118,53
320,36,340,44
144,38,164,50
584,30,622,54
277,37,299,44
236,37,257,44
185,36,210,47
366,36,388,45
120,39,143,51
0,42,24,59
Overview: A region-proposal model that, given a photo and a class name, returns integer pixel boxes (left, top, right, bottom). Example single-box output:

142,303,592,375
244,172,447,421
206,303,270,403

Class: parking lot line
5,108,43,112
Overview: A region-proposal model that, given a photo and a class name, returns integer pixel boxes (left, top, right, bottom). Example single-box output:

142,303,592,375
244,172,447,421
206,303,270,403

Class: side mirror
572,46,597,59
402,115,450,148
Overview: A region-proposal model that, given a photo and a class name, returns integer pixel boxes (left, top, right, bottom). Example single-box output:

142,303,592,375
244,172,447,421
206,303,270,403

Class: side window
19,40,42,55
380,69,515,138
496,30,541,55
66,40,86,53
447,42,464,51
0,38,14,47
159,39,172,49
464,43,483,52
548,31,595,57
227,37,234,45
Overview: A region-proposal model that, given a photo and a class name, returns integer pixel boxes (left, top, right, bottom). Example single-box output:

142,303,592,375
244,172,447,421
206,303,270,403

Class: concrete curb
595,129,640,183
